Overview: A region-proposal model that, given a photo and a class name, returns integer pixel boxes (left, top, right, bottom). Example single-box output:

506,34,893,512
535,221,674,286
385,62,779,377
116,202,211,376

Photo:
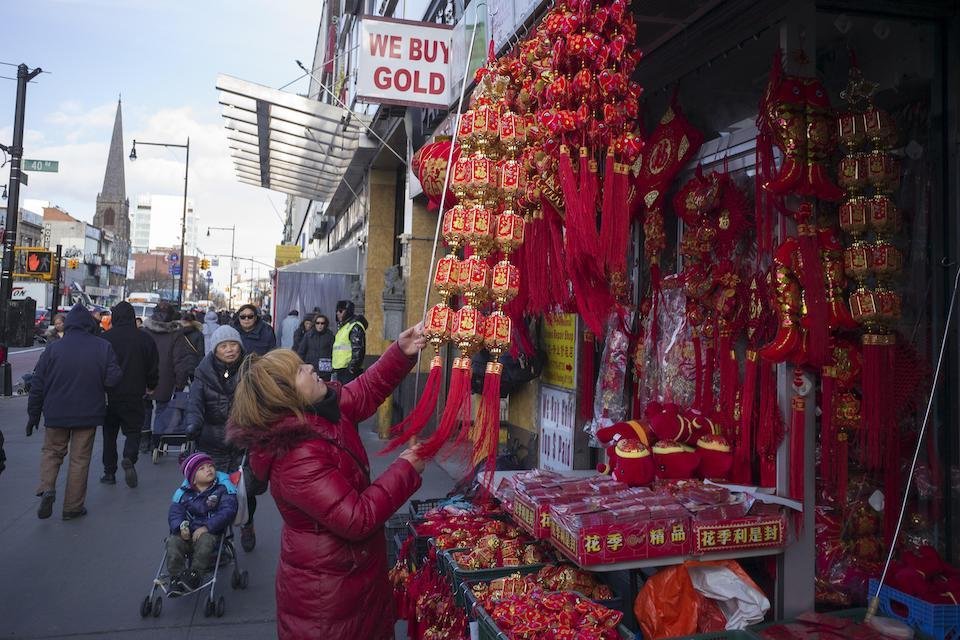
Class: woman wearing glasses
232,304,276,357
294,314,335,381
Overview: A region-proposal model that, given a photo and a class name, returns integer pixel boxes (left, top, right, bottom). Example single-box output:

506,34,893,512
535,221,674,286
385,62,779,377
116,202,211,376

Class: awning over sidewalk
277,245,360,275
215,74,372,202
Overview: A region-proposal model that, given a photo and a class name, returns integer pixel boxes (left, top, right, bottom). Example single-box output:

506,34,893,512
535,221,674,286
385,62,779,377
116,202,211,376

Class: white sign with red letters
357,17,453,109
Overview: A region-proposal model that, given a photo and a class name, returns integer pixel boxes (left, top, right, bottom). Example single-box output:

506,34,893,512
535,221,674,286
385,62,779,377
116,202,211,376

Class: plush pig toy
696,434,733,480
596,420,656,475
645,402,722,445
606,440,655,487
652,440,701,480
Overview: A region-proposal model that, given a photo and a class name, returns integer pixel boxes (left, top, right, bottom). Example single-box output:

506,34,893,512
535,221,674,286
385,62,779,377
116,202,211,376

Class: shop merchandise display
475,589,624,639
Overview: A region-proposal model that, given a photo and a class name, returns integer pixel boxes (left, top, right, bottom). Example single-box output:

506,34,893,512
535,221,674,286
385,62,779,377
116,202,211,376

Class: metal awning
215,74,372,202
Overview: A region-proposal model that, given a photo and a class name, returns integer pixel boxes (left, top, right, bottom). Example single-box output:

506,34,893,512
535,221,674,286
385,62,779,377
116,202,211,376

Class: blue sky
2,0,323,278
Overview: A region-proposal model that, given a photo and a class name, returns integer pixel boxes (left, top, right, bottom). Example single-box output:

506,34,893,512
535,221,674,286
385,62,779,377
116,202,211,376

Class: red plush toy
606,439,655,487
696,434,733,480
596,420,656,474
652,440,700,480
645,402,721,445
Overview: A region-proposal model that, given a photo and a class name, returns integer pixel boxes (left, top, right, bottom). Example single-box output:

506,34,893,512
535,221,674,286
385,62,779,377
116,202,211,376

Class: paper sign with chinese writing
692,516,786,554
542,313,577,389
539,385,576,471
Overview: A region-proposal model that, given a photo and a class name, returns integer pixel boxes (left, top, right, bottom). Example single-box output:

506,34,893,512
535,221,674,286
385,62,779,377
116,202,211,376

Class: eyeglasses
238,314,255,320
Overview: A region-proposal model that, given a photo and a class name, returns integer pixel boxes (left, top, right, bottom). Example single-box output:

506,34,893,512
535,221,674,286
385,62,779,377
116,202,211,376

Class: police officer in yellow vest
332,300,366,384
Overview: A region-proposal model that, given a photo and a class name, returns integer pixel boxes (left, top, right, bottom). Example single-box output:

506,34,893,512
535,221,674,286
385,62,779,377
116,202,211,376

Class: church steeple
100,99,126,202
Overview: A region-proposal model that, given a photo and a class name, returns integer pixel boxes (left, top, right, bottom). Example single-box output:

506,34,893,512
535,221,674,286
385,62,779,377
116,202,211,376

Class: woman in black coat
183,325,259,551
294,314,335,380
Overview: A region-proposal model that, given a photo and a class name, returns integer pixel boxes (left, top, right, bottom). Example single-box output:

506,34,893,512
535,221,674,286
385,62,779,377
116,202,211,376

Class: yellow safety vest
332,320,361,369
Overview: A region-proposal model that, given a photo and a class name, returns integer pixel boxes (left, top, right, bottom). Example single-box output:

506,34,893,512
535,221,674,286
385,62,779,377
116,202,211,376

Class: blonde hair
229,349,310,430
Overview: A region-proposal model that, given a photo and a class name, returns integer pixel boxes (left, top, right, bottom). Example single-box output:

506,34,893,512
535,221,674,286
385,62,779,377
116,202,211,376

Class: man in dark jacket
141,302,188,450
332,300,366,384
173,312,204,390
28,303,123,520
100,301,159,488
295,314,335,380
232,303,276,356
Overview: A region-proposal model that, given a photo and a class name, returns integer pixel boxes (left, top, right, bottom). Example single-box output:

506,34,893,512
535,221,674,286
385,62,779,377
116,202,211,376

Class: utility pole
0,63,42,395
51,244,63,312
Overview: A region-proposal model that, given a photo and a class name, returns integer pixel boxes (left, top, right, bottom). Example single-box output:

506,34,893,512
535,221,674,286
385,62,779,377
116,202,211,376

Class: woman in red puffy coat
226,324,427,639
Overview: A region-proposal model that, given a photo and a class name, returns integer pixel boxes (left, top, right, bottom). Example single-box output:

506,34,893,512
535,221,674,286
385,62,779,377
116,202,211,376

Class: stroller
150,390,194,465
140,464,251,619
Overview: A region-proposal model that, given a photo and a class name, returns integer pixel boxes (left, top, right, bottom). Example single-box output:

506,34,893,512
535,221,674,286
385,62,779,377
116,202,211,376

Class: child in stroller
166,452,238,593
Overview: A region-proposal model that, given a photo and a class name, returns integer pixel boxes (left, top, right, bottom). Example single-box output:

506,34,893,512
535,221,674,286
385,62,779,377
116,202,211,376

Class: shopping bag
153,390,190,436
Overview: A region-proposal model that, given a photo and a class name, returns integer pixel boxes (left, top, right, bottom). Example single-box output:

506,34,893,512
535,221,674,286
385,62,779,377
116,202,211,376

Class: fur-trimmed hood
142,316,181,334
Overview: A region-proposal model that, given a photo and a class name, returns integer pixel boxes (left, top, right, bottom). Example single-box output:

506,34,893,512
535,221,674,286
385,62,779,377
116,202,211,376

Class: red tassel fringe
381,355,443,455
790,390,806,532
861,335,896,471
417,357,472,460
757,362,783,488
474,363,503,494
797,217,829,368
734,351,759,485
718,334,739,438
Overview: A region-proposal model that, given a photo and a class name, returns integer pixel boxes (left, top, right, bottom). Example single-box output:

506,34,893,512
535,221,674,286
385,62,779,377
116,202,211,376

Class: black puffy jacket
184,350,243,467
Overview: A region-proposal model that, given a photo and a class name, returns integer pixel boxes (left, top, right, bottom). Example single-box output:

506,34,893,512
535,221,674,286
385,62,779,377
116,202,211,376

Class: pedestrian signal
18,249,54,279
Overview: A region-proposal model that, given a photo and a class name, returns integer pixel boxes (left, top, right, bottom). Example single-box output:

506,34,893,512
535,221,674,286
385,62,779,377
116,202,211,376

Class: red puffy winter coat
227,344,422,639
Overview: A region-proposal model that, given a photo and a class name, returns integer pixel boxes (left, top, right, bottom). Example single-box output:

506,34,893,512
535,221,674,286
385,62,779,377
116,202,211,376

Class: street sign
22,159,59,172
168,264,181,276
15,169,28,186
168,252,179,263
206,270,213,278
206,276,214,284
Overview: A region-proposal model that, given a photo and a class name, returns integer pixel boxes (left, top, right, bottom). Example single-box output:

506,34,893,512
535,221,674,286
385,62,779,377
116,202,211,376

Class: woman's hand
397,322,427,357
398,445,426,473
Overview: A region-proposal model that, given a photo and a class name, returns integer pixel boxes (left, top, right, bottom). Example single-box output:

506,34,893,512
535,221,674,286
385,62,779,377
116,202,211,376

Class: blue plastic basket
869,578,960,640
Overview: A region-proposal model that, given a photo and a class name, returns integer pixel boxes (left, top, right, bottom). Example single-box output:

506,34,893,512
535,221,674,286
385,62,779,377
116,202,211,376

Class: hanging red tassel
795,204,829,368
820,366,836,491
417,357,472,460
717,333,739,437
579,329,596,421
861,334,895,471
733,350,759,484
789,376,807,533
381,354,443,455
703,338,716,414
473,361,503,493
757,361,783,488
692,334,704,411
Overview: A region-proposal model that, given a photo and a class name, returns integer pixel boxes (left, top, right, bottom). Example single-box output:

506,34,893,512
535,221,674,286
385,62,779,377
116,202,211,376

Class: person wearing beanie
141,301,187,454
332,300,365,384
184,324,260,552
166,452,238,593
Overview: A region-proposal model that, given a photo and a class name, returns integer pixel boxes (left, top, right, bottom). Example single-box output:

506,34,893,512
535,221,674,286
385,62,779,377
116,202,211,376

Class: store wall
365,168,397,358
403,198,442,374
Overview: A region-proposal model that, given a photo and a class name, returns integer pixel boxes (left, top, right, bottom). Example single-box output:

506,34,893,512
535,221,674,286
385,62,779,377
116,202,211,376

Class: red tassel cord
820,366,836,492
543,201,571,311
381,355,443,455
860,334,895,471
789,390,806,534
795,205,829,368
757,361,784,488
417,357,473,460
579,329,596,421
692,334,704,410
733,350,759,485
473,361,503,494
717,333,739,438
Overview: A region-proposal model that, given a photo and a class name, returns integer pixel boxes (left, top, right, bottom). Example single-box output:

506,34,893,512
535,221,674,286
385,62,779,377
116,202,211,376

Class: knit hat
209,325,243,354
180,452,214,484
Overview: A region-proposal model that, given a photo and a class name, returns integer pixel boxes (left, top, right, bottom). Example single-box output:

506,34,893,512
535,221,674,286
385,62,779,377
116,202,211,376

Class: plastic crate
749,607,866,633
869,578,960,640
410,497,450,519
441,548,547,606
385,513,412,567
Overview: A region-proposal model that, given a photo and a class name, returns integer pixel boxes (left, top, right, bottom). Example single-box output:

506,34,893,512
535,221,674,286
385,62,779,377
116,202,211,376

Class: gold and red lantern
483,312,512,352
460,256,490,302
452,305,485,352
412,137,462,212
424,303,453,344
464,205,495,255
491,261,520,305
495,211,525,255
442,204,470,249
433,255,462,299
863,107,897,149
866,150,901,193
868,195,899,236
839,196,869,238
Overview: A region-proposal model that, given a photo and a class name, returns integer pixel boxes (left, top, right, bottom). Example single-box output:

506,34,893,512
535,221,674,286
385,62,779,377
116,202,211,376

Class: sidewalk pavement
0,395,460,639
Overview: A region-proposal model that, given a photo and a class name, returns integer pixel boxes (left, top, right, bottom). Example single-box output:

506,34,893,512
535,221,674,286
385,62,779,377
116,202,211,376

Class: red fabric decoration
634,93,704,214
757,361,783,488
412,139,461,212
733,350,759,485
795,205,830,368
860,334,895,472
417,357,473,460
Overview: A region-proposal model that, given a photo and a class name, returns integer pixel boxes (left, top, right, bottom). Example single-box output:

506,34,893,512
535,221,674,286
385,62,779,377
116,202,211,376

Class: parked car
34,307,50,343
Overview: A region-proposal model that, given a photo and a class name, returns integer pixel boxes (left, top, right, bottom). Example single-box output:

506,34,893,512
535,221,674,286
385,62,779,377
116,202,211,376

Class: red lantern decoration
412,138,462,212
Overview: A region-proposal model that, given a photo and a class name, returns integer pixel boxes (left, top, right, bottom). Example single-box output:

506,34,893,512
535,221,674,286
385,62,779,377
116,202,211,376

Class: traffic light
22,249,53,278
67,258,80,269
200,258,210,270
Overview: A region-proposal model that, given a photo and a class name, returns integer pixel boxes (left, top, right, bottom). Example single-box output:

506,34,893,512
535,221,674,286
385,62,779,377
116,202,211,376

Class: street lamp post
129,138,190,307
207,226,235,310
